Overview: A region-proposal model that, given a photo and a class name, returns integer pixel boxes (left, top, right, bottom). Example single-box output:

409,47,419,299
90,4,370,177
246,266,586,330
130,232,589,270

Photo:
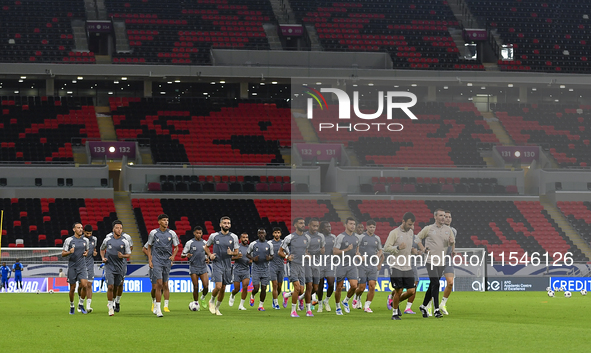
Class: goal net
0,247,66,264
451,248,487,292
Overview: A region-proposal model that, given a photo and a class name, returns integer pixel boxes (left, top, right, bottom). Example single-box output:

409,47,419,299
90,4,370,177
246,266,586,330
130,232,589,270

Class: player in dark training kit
304,218,325,315
317,221,336,313
104,223,134,313
229,233,251,311
182,226,214,310
61,222,90,315
206,216,239,316
279,218,311,318
269,227,285,310
353,220,383,312
12,259,23,292
333,217,360,316
248,228,274,311
80,225,97,312
100,220,132,316
147,214,180,317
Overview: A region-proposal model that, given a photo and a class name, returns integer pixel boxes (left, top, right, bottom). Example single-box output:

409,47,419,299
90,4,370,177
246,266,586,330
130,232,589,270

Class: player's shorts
232,268,250,283
268,263,285,282
252,271,269,286
287,262,305,284
148,268,157,285
86,263,94,281
304,265,321,283
189,265,209,276
390,268,416,289
336,265,358,283
319,265,336,279
412,265,419,283
443,264,455,276
105,270,124,287
67,266,88,285
15,273,22,282
212,262,233,285
152,263,171,282
357,265,378,283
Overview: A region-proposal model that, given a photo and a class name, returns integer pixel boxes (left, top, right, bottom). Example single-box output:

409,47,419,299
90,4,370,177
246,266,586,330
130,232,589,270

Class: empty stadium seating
557,201,591,246
0,198,117,252
466,0,591,73
132,198,340,260
153,174,292,193
0,96,99,162
312,102,497,166
106,0,273,64
493,103,591,167
0,0,94,63
359,176,518,195
348,199,588,261
291,0,484,70
110,97,291,165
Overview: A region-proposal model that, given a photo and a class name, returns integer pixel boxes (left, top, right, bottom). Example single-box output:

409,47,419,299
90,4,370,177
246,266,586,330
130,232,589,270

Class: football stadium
1,0,591,351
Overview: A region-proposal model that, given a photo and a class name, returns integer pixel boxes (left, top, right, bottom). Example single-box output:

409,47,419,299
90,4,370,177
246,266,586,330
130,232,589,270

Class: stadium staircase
71,19,89,51
113,191,145,263
96,107,117,141
293,113,318,143
482,111,514,146
304,24,323,51
540,196,591,259
113,19,131,53
262,23,283,50
83,0,98,20
269,0,297,24
330,193,354,225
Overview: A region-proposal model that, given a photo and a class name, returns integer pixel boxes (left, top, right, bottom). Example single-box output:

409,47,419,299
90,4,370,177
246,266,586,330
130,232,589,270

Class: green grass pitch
1,291,589,352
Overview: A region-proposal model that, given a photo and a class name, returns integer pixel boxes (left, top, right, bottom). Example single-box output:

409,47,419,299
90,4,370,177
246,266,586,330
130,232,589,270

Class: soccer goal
451,248,487,292
0,247,65,264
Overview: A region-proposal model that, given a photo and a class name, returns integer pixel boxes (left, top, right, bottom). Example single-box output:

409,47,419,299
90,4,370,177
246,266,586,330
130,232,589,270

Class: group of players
61,208,457,320
0,259,24,292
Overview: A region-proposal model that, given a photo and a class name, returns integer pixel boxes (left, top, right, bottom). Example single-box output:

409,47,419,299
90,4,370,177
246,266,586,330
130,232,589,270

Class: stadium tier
0,0,92,63
150,174,291,193
0,198,117,251
348,199,588,262
106,0,273,64
312,102,497,166
466,0,591,73
493,103,591,167
0,96,98,162
132,198,340,260
110,97,292,165
359,176,518,195
557,201,591,246
291,0,483,70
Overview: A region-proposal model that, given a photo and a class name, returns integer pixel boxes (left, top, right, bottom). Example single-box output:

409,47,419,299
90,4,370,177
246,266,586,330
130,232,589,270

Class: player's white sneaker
324,299,331,312
317,304,323,313
228,295,235,307
86,307,93,313
215,309,223,316
427,304,433,317
155,309,163,317
208,301,216,314
364,307,373,313
440,305,449,315
352,299,359,309
238,305,247,311
108,307,114,316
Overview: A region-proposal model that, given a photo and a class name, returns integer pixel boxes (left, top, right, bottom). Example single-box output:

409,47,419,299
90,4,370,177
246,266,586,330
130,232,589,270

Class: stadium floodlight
109,146,115,153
